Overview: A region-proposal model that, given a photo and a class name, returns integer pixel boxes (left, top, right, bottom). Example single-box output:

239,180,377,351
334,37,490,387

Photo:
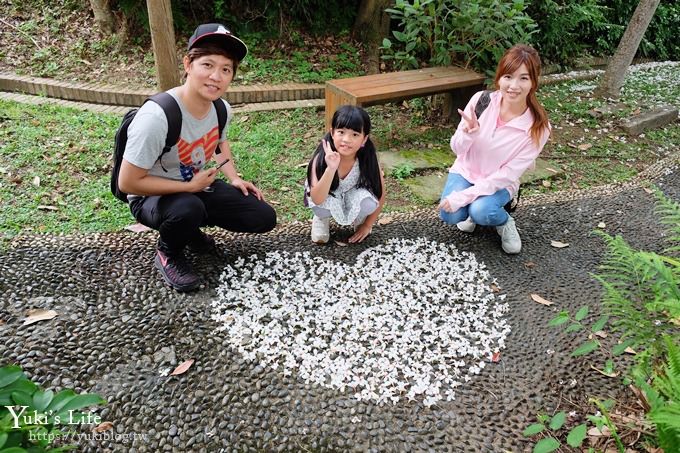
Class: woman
439,44,550,254
119,23,276,291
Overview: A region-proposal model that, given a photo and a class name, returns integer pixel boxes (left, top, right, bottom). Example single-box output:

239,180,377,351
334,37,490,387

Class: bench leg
325,87,351,132
445,84,485,123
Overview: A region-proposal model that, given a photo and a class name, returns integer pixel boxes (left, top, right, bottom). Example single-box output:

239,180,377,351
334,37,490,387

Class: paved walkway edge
0,70,604,109
0,72,324,106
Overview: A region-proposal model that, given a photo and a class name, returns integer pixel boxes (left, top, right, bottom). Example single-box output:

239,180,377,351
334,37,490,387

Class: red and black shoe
154,249,200,292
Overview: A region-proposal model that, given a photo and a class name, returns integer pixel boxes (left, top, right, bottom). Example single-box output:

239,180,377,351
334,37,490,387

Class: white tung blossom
211,238,511,406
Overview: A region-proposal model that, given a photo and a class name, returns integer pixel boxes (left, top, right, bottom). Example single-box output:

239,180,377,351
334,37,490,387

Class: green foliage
0,364,106,451
391,163,415,180
523,411,587,451
381,0,537,73
593,191,680,375
525,0,614,69
527,0,680,68
635,337,680,451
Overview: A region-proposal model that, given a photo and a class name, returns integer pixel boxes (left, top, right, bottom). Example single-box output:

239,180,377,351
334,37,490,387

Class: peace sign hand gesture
457,108,480,134
322,139,341,171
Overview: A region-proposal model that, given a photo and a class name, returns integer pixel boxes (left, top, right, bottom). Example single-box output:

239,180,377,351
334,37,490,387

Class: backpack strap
474,90,492,119
148,92,181,172
213,98,228,154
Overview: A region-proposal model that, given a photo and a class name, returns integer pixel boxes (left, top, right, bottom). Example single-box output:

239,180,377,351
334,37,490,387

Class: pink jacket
445,90,550,212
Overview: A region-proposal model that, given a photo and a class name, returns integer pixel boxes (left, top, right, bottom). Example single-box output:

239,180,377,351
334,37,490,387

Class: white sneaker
496,216,521,254
456,216,476,233
311,216,330,244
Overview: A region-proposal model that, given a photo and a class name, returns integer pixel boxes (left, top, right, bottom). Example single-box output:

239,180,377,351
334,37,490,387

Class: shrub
0,365,106,451
380,0,537,75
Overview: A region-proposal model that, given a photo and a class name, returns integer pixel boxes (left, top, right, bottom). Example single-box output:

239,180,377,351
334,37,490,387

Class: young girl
305,105,385,244
439,44,551,254
118,23,276,291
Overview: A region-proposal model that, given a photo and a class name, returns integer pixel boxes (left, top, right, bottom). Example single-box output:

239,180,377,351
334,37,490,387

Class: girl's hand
322,139,341,171
457,108,480,134
348,222,372,243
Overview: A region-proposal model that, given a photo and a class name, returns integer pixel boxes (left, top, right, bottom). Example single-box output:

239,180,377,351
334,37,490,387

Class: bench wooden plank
324,67,485,131
330,67,479,93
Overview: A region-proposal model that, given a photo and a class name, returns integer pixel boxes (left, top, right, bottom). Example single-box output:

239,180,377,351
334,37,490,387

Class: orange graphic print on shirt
176,126,220,181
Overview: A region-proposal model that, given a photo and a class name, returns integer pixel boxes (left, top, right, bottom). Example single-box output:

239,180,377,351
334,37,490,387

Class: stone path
1,72,677,452
1,153,677,451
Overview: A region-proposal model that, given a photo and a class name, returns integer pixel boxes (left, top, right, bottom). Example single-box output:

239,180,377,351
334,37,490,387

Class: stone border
0,91,324,115
0,72,324,106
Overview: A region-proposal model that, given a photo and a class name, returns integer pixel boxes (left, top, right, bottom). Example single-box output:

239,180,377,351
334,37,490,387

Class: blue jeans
439,173,511,226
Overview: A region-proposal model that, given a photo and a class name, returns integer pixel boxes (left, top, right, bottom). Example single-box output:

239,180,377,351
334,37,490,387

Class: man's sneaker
496,216,522,254
187,231,216,254
154,250,200,292
456,216,476,233
311,216,330,244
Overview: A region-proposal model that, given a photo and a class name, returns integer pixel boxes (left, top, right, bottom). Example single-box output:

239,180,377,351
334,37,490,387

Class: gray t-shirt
123,89,232,187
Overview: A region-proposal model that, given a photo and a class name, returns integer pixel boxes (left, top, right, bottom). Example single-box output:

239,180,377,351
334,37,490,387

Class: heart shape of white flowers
211,238,510,406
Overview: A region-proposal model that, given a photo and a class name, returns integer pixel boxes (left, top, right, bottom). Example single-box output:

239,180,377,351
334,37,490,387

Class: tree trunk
146,0,180,91
353,0,392,74
595,0,660,99
89,0,115,35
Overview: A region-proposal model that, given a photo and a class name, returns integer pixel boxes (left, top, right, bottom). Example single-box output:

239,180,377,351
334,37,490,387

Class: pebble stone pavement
0,151,678,452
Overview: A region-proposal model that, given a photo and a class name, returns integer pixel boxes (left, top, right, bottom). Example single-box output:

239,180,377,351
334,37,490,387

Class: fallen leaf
524,261,536,269
545,167,559,173
296,162,308,168
542,180,551,188
170,359,194,376
578,143,593,151
334,240,348,247
491,351,501,362
92,421,114,433
643,187,654,194
377,216,394,226
594,330,608,338
591,365,619,378
32,176,41,187
124,223,152,233
279,186,290,192
624,347,636,355
531,294,553,306
588,425,611,437
597,222,606,228
490,283,501,293
239,115,249,123
37,205,58,211
23,309,58,326
550,240,569,248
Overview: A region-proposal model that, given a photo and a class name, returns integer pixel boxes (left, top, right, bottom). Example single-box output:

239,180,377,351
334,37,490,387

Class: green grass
0,101,131,238
1,63,678,239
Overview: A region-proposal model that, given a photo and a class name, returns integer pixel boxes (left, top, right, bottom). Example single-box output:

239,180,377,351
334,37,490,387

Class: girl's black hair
306,105,382,199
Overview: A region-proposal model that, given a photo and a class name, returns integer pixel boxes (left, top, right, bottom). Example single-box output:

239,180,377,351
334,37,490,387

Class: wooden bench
324,66,486,131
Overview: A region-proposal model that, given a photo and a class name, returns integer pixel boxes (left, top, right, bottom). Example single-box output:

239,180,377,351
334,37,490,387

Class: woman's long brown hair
494,44,549,146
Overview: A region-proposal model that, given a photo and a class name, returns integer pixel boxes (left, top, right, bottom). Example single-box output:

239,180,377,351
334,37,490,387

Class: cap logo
216,25,229,35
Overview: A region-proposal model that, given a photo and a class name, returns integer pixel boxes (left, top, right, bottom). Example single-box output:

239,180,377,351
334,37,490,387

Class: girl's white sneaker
311,216,330,244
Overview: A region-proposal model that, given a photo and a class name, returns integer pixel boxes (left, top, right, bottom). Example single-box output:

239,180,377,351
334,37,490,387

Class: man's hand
189,168,217,192
231,177,264,200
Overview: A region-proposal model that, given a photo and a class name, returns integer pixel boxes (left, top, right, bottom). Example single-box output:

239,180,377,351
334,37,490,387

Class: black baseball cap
188,23,248,61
